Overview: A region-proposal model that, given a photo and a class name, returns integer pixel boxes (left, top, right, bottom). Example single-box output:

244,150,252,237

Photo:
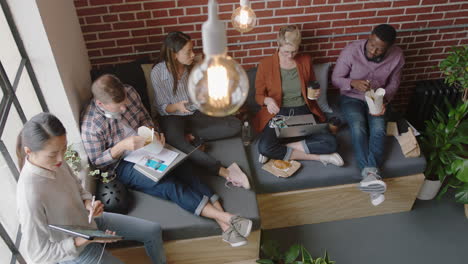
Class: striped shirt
81,85,154,170
151,61,194,116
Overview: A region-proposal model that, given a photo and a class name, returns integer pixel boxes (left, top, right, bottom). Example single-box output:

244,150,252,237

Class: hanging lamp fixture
188,0,249,117
231,0,256,33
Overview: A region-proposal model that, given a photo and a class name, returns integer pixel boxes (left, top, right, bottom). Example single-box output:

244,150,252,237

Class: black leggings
159,111,241,174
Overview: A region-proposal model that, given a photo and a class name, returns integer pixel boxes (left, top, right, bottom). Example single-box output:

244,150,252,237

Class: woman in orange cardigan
254,25,343,166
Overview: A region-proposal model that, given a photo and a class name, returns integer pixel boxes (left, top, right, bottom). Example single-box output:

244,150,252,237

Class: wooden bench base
257,173,425,229
109,230,261,264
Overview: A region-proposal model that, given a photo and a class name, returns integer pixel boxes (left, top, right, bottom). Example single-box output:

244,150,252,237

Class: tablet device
48,224,123,241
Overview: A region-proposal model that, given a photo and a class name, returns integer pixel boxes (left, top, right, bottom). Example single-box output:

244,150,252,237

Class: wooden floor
257,173,425,229
109,230,261,264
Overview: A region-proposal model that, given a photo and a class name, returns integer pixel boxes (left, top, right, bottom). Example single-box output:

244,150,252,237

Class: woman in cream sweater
16,113,166,264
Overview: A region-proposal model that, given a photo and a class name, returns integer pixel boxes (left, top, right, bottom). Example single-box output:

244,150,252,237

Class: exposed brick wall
74,0,468,110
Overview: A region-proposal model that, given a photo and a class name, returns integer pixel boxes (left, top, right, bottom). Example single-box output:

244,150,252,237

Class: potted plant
432,101,468,216
93,167,129,214
439,45,468,101
418,46,468,200
65,145,129,214
418,100,468,200
257,240,335,264
430,45,468,215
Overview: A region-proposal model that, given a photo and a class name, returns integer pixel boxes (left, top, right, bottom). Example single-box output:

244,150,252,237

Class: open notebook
129,144,197,183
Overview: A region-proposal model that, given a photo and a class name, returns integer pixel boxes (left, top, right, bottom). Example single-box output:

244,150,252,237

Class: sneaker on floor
370,192,385,206
318,153,344,167
358,167,387,193
259,153,269,164
226,163,251,189
230,215,252,238
222,227,248,247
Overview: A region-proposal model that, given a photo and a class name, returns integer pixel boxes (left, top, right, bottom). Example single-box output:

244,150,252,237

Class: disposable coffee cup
137,126,163,154
307,81,320,100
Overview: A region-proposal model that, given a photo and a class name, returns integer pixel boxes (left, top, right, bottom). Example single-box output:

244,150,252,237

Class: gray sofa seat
247,127,426,194
126,137,261,241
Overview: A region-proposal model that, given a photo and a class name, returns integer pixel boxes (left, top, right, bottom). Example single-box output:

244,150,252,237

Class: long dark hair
159,31,192,95
16,112,66,170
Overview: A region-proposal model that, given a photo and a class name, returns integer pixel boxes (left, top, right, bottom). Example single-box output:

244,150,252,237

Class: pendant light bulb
231,0,256,33
188,0,249,117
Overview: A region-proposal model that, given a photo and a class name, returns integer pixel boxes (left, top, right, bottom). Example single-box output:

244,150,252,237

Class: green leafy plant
419,100,468,199
88,168,115,183
257,240,335,264
64,144,115,183
64,145,81,175
439,45,468,101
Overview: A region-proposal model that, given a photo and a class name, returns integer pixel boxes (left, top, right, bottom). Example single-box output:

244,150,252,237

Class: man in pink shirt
332,24,405,206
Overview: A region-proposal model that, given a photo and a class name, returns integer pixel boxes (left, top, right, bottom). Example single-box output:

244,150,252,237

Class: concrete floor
261,194,468,264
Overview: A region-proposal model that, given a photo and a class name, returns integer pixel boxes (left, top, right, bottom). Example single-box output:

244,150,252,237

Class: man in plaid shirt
81,75,161,171
80,74,253,247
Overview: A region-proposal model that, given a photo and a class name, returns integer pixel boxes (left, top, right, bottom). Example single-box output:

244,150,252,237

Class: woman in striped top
151,31,250,189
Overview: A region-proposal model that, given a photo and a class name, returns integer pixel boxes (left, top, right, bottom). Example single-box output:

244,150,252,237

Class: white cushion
140,63,157,118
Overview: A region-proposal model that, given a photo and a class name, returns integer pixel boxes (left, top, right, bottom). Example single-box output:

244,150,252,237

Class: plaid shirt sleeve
125,85,157,131
81,107,116,168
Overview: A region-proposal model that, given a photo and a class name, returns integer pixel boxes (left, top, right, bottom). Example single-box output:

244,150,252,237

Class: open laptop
275,114,328,138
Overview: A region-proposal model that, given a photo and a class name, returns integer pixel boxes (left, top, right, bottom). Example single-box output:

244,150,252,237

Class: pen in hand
88,195,95,224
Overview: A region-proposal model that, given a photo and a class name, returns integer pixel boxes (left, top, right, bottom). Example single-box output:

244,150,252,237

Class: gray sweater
17,158,96,264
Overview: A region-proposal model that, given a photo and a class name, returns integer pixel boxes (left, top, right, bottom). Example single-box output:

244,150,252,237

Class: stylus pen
88,195,95,224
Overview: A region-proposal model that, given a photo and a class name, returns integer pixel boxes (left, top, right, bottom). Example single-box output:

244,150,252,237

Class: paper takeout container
137,126,163,154
365,88,386,115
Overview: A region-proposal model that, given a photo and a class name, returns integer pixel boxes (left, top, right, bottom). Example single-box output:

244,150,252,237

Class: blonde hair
278,25,301,48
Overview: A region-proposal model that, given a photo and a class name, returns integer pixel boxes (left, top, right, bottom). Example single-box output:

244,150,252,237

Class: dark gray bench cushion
126,137,260,241
247,128,427,194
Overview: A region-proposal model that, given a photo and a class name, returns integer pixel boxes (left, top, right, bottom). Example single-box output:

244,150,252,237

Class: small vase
465,204,468,219
417,179,442,200
96,178,129,214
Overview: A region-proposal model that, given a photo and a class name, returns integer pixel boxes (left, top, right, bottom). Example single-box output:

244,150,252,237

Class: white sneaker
370,193,385,206
226,163,251,189
258,154,269,164
318,153,344,166
359,168,387,193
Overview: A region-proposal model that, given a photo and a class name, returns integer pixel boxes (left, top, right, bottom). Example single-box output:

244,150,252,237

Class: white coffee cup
137,126,163,154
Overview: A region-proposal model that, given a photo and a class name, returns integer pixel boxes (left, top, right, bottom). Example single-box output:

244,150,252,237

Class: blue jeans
340,95,386,170
59,212,165,264
116,160,218,215
258,105,337,160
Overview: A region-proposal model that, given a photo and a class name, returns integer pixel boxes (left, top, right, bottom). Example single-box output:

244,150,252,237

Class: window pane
3,106,23,169
0,151,19,246
0,5,22,87
0,236,13,264
16,71,42,119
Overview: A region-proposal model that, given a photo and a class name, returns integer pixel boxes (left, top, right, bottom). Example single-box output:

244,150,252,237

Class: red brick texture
74,0,468,110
